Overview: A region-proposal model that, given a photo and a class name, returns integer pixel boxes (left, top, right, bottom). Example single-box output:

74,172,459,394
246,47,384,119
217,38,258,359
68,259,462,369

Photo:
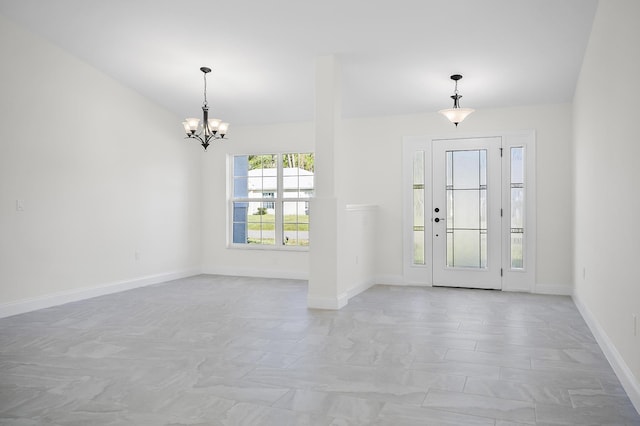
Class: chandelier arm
186,135,207,150
185,133,221,144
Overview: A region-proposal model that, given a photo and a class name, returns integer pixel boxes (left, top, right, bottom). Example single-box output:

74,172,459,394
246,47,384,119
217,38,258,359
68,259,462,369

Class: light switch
16,199,24,211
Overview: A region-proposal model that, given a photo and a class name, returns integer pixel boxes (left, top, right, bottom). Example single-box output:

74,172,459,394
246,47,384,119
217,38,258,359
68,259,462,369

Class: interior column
308,55,345,309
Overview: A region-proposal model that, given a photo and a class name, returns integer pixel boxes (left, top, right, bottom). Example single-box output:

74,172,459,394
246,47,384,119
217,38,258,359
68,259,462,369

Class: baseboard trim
534,283,573,295
502,283,531,292
379,277,572,295
0,268,200,319
307,294,348,310
346,279,375,300
375,274,407,286
573,292,640,413
307,279,375,310
202,266,308,281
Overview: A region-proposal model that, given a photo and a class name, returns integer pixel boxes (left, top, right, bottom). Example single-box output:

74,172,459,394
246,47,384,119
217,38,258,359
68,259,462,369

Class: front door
432,137,502,289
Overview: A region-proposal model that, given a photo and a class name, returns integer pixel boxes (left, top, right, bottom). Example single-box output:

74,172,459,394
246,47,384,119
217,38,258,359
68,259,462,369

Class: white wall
2,0,635,408
0,8,574,328
0,15,202,310
201,122,313,279
339,205,378,299
203,103,573,291
339,104,573,291
573,0,640,398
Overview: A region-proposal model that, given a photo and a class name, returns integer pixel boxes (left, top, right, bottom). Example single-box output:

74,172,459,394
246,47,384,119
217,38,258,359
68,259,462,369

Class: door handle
434,217,445,223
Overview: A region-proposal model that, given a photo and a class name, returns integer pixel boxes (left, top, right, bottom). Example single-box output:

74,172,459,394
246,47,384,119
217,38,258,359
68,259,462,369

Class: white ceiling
0,0,598,126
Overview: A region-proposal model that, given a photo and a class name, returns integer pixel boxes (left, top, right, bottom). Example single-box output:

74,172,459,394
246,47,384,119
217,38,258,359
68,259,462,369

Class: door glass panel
452,190,480,229
414,189,425,230
412,151,425,265
480,230,487,268
511,147,525,269
511,148,524,184
446,149,487,269
414,230,425,264
452,229,481,268
446,151,453,187
479,189,487,229
479,150,487,187
511,188,524,229
451,150,480,189
511,233,523,269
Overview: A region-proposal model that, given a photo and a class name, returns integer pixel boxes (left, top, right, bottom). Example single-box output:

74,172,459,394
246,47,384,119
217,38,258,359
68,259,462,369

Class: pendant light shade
439,107,475,125
438,74,474,127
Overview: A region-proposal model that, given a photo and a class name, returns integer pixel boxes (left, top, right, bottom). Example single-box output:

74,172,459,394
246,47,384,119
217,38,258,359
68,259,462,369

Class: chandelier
438,74,474,127
182,67,229,150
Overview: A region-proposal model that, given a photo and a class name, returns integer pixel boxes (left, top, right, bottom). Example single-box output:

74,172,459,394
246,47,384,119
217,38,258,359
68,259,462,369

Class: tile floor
0,275,638,425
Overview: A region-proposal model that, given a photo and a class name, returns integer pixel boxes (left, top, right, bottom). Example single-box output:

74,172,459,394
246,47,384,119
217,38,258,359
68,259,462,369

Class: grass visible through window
248,214,308,231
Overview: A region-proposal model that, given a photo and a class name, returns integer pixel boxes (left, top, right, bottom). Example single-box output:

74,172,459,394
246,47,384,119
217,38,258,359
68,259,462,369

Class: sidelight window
510,147,525,269
413,151,426,264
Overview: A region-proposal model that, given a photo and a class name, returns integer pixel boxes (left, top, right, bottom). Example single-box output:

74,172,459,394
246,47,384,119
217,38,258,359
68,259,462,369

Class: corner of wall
572,290,640,413
0,269,201,319
533,283,573,296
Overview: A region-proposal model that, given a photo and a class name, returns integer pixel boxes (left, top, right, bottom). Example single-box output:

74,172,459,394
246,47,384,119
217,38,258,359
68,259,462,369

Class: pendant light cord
203,72,208,107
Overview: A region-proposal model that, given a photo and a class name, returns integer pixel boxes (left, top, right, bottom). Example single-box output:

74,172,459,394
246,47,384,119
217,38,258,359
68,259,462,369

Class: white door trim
432,137,502,289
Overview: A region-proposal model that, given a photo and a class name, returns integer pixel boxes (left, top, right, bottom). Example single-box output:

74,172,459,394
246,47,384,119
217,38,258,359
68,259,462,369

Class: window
412,150,425,265
231,153,314,248
510,146,525,269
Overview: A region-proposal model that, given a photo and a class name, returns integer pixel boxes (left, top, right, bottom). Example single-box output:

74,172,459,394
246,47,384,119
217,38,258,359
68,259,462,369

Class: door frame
432,137,502,289
402,130,536,292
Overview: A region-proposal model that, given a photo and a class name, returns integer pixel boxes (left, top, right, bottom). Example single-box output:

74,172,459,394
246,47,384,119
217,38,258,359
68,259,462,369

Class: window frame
228,152,313,251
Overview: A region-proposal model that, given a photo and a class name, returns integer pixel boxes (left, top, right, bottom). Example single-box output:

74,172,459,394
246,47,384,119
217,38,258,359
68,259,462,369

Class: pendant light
438,74,474,127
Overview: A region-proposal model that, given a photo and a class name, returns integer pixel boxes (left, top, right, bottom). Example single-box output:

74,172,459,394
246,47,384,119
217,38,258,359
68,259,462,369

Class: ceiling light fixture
182,66,229,150
438,74,474,127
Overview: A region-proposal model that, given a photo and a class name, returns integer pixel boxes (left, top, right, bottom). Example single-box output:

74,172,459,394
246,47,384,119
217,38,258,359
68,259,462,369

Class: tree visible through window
232,153,314,247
